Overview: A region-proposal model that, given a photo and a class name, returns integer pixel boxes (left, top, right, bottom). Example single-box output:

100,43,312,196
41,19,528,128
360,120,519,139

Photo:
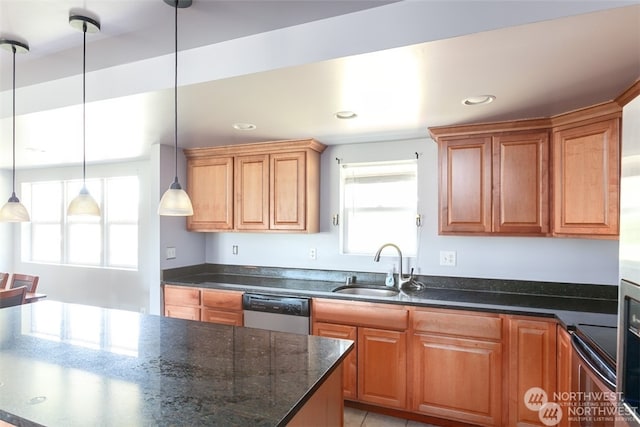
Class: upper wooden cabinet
187,156,234,231
184,139,326,233
430,101,622,238
552,116,620,237
433,129,549,235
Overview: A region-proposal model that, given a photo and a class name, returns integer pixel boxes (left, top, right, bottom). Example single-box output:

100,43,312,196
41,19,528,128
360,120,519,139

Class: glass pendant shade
158,179,194,216
67,186,100,217
0,39,30,223
67,15,101,218
158,0,194,217
0,194,30,222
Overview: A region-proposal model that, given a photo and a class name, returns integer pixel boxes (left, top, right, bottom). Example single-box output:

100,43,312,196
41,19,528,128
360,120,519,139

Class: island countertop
0,300,353,427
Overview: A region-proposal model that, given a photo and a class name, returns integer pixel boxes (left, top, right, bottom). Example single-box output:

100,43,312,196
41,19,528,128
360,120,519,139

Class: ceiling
0,1,639,169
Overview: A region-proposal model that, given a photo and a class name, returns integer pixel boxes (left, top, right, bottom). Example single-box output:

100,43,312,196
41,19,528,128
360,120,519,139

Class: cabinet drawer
165,305,201,321
411,308,502,341
164,285,201,307
202,308,243,326
202,289,243,310
312,298,408,331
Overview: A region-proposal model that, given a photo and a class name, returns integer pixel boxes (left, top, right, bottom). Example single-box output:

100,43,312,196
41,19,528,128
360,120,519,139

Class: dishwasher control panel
242,293,310,317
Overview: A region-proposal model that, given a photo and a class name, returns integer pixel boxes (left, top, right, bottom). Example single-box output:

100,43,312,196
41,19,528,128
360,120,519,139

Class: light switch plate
166,247,176,260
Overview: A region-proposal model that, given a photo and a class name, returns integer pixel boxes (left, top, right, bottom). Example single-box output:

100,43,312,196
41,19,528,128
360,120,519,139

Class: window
21,176,139,269
340,160,418,255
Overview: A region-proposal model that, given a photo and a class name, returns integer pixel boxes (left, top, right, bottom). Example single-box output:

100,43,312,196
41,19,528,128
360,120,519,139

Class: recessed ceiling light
462,95,496,106
232,123,256,131
335,110,357,120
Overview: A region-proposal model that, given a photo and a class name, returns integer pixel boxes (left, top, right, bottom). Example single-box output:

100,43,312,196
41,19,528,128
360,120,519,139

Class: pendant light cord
82,22,87,185
11,45,16,197
173,1,179,183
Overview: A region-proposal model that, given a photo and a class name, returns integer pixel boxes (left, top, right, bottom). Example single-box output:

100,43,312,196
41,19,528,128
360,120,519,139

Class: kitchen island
0,300,352,426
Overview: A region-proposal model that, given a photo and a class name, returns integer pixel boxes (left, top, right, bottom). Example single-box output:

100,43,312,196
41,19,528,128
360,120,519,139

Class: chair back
0,286,27,308
9,274,40,294
0,272,8,289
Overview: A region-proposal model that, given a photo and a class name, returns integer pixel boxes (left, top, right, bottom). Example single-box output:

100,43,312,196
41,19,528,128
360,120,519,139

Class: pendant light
0,39,30,222
67,15,101,217
158,0,194,216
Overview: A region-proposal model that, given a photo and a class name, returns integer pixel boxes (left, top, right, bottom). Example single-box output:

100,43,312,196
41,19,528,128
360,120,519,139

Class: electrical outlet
439,250,456,266
232,245,238,255
166,247,176,260
309,248,317,260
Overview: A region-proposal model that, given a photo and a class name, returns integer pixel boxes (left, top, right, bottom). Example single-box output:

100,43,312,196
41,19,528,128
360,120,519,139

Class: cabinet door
235,154,269,230
556,327,572,427
438,136,492,233
508,317,557,427
313,321,358,400
552,118,620,237
187,157,234,231
412,333,502,426
493,131,549,234
358,327,407,409
270,151,306,230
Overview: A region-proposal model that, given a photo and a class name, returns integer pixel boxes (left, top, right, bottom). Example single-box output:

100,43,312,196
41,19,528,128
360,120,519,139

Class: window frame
21,176,139,270
339,159,418,256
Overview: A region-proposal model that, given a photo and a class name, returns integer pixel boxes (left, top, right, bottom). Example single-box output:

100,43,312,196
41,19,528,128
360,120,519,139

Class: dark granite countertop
162,264,620,374
162,269,619,330
0,301,353,427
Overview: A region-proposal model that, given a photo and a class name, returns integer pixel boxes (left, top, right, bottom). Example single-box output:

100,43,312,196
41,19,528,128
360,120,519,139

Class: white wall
205,138,619,285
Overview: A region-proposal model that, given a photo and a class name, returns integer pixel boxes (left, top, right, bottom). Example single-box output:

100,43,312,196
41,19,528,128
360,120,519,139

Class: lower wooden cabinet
163,285,243,326
507,316,558,427
312,298,563,427
201,289,243,326
164,285,201,321
313,321,358,400
410,308,503,426
358,327,407,409
311,298,409,410
556,326,572,427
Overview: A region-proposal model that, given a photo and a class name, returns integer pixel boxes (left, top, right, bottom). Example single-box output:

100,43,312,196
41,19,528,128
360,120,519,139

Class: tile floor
344,406,440,427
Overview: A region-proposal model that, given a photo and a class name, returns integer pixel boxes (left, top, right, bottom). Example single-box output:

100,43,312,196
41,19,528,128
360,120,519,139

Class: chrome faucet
373,243,412,290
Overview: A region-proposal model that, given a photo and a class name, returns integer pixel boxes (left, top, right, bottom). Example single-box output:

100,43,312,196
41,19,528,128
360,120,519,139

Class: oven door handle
571,333,617,390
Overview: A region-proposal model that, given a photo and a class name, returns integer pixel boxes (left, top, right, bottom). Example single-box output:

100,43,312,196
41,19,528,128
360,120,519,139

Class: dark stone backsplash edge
162,263,618,301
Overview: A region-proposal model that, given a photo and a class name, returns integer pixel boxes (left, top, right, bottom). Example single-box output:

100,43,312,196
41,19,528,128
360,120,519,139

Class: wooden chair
0,286,27,308
9,274,39,294
0,272,8,289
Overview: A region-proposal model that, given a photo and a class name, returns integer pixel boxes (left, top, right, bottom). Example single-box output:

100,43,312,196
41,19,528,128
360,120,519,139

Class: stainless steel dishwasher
242,293,310,335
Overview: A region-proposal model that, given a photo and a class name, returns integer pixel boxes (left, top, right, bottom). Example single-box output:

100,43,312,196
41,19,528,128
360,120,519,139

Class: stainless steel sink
331,284,400,297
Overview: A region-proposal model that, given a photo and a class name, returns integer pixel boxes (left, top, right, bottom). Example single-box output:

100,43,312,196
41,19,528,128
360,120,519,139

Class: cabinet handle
332,214,339,226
